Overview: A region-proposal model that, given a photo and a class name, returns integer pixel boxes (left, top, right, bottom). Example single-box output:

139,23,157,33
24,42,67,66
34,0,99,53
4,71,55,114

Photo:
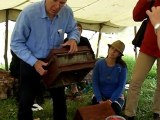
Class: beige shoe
34,118,40,120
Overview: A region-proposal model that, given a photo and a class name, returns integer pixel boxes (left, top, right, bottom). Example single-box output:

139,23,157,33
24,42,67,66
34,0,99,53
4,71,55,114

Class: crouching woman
92,40,127,115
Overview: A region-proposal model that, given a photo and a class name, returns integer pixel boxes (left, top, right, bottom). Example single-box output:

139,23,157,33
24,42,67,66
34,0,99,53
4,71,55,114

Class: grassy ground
0,56,157,120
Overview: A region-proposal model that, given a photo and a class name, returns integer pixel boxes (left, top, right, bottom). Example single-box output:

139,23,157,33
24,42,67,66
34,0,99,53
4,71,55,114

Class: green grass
0,93,92,120
0,56,157,120
135,79,156,120
123,56,156,82
0,98,17,120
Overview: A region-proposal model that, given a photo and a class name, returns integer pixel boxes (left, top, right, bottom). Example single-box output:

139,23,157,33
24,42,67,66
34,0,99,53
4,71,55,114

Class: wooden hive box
42,46,95,88
0,70,15,99
73,101,115,120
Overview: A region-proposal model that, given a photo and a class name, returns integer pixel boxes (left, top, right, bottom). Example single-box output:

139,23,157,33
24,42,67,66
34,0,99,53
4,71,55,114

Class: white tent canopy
0,0,141,70
0,0,140,33
0,0,27,10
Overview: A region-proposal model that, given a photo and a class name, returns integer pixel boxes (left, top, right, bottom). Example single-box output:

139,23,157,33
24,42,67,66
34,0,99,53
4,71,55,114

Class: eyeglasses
51,0,66,7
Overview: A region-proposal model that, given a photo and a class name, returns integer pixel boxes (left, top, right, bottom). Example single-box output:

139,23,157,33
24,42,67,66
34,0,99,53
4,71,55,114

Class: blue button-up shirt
10,0,80,66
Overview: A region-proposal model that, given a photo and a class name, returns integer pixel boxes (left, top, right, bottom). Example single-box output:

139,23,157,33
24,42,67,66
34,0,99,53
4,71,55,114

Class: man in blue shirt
10,0,80,120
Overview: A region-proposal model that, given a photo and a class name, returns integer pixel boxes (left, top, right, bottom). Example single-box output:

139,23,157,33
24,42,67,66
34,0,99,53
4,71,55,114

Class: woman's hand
99,100,112,104
99,101,106,104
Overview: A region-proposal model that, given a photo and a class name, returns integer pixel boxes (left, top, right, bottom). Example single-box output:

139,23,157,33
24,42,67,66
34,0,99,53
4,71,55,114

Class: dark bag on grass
132,19,148,47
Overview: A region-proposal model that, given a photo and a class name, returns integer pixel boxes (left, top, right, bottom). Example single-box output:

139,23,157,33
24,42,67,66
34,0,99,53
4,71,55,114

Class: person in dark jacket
64,22,95,99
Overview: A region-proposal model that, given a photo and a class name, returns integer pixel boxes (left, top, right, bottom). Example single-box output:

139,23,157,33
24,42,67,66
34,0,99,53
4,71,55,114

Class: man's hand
34,60,48,76
146,6,160,26
61,39,78,53
146,6,160,50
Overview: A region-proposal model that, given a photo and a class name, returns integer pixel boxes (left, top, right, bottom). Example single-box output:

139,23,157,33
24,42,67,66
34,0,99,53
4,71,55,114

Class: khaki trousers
125,52,160,116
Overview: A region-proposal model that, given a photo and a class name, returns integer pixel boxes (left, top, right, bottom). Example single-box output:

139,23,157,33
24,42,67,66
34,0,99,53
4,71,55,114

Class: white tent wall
78,22,126,33
0,23,136,67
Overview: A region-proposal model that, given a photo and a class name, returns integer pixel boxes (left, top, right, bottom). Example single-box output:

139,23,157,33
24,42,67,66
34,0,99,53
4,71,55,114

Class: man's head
45,0,67,18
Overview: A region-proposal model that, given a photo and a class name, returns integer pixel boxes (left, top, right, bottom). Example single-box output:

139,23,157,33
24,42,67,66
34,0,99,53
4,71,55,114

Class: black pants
18,60,67,120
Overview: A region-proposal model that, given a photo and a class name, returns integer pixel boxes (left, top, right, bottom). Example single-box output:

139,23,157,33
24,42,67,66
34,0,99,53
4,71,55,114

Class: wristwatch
154,23,160,34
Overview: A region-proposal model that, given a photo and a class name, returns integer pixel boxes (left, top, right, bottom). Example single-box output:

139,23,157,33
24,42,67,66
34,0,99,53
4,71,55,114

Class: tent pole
4,9,9,71
96,24,103,58
133,26,138,60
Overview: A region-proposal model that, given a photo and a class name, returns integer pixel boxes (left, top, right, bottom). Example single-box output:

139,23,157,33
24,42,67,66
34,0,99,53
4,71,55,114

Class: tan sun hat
108,40,125,56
